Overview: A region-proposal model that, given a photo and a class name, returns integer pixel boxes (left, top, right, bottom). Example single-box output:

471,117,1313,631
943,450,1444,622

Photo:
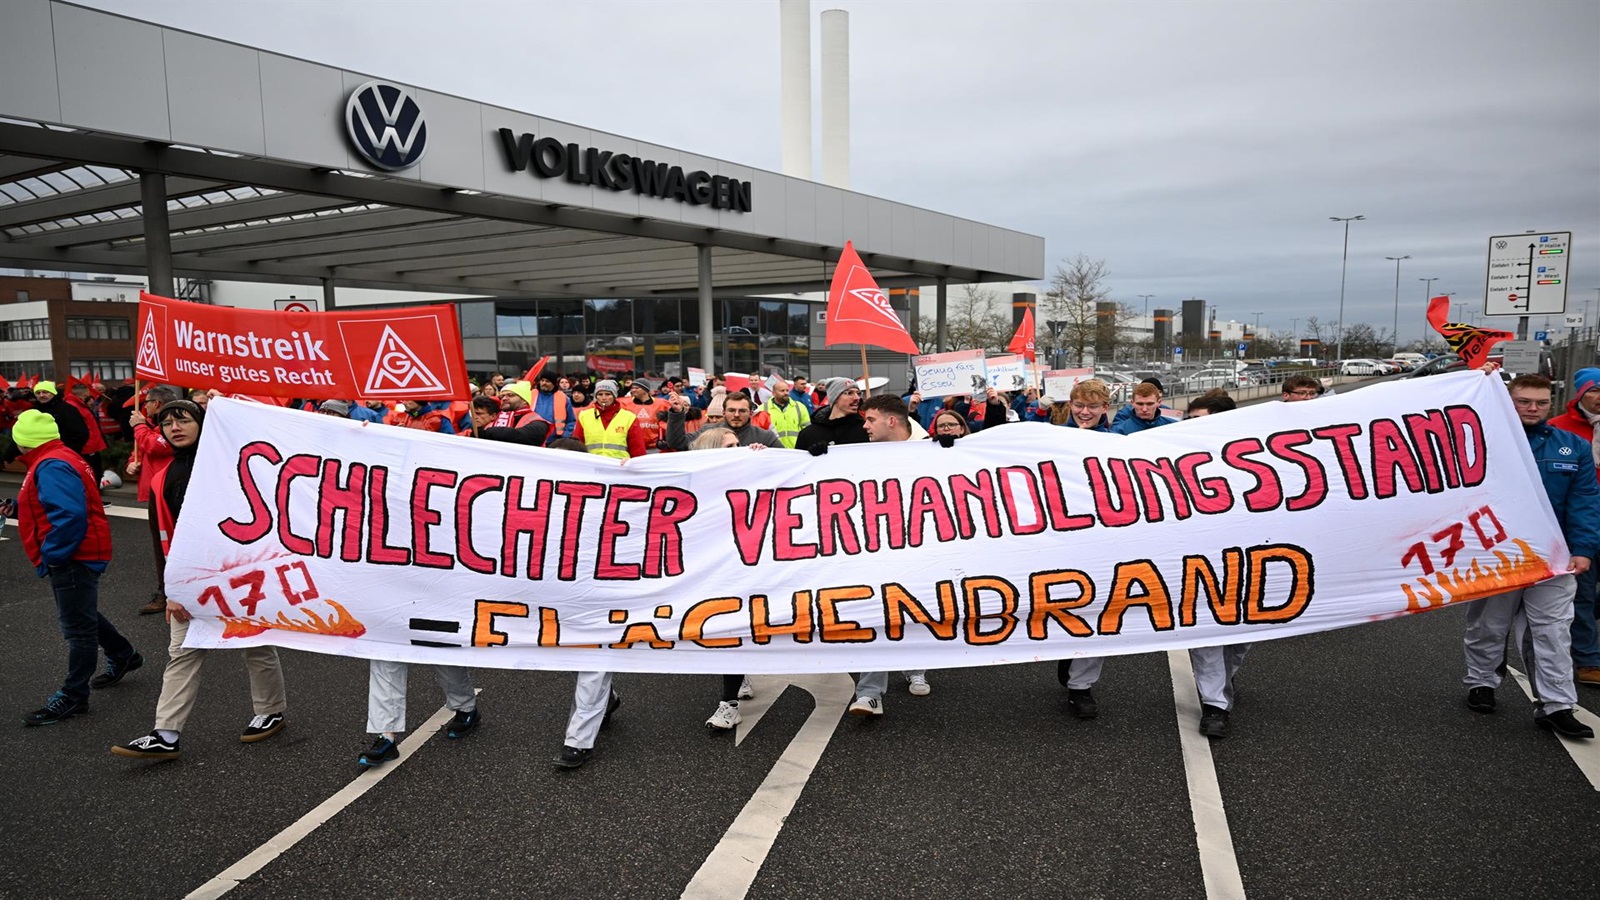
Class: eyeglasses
1287,390,1320,398
1070,402,1106,412
1513,398,1552,409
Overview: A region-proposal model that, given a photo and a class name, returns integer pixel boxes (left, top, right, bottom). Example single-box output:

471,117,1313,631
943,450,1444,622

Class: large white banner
166,373,1567,673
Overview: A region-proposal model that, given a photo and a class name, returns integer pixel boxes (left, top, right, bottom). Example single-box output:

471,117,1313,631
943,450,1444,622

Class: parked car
1339,358,1396,376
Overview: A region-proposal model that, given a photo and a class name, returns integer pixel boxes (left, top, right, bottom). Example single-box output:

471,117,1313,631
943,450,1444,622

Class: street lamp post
1138,294,1155,362
1330,215,1365,361
1385,255,1410,355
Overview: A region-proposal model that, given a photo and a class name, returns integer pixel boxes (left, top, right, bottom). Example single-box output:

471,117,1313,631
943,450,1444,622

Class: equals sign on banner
410,618,463,648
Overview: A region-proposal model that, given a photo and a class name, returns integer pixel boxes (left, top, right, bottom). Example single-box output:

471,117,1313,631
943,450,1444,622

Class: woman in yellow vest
576,380,647,458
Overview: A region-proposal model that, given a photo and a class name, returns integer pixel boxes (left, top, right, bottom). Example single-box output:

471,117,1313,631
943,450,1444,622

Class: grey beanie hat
318,399,351,416
822,377,859,407
594,379,620,395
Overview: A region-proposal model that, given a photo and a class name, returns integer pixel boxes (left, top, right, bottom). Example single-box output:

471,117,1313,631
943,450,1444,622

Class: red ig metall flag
824,242,920,355
135,291,469,402
1007,306,1037,362
1426,296,1514,369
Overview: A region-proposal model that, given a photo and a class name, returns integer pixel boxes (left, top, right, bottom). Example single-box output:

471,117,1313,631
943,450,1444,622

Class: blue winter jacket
1526,422,1600,560
1111,412,1175,435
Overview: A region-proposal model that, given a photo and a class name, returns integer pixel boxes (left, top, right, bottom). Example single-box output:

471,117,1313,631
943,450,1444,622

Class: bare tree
1042,255,1112,366
914,283,1011,354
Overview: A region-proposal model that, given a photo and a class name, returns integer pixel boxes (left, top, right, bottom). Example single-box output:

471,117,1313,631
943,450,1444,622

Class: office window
1,318,49,341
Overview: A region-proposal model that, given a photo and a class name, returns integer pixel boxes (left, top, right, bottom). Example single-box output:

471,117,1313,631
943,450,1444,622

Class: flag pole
859,345,871,397
127,379,143,469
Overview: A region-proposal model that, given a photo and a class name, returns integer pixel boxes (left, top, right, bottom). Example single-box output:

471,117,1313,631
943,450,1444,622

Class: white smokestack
780,0,812,179
820,8,850,189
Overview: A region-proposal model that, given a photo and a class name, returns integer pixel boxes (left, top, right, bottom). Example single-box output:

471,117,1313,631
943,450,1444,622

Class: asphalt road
1,504,1597,899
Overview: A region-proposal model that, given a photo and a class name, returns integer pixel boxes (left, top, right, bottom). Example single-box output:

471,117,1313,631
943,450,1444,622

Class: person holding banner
687,425,760,730
358,660,481,768
549,437,625,768
929,408,969,444
1545,366,1600,687
129,388,178,616
795,378,868,454
846,395,932,714
1057,379,1114,718
577,381,649,459
720,393,782,449
4,411,141,727
1462,373,1596,739
1062,380,1113,433
112,399,289,760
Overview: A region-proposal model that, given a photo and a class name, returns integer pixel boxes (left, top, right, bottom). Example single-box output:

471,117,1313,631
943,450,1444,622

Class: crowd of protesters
2,361,1594,771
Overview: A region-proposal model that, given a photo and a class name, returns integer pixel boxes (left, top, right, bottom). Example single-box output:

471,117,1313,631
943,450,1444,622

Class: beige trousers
153,616,287,733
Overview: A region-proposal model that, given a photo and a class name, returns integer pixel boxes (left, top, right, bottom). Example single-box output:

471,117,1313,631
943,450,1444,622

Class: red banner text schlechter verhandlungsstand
134,291,469,402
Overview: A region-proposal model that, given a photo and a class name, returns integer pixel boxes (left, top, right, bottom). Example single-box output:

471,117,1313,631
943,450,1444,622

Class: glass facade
492,297,813,380
66,317,132,340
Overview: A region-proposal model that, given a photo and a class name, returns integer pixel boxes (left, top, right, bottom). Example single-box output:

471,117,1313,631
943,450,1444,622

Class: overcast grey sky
84,0,1600,341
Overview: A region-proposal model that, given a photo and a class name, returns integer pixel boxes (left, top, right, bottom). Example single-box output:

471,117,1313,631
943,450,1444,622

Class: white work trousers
366,660,476,734
1462,575,1577,714
1189,644,1251,710
565,671,613,750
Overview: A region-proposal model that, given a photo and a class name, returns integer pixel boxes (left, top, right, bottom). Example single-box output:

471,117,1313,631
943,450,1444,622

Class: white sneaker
706,700,742,730
737,677,755,700
847,696,883,716
906,673,931,696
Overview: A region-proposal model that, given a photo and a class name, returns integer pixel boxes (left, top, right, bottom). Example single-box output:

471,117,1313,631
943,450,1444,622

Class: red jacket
132,421,174,503
17,440,113,572
63,393,107,455
1548,398,1599,483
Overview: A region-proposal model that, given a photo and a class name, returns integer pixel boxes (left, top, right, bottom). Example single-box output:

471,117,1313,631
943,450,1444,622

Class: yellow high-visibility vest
762,399,810,448
579,406,638,458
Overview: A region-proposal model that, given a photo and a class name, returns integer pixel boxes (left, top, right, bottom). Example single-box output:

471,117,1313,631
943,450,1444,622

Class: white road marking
1506,666,1600,790
104,504,148,521
681,673,855,900
183,690,480,899
1167,650,1247,900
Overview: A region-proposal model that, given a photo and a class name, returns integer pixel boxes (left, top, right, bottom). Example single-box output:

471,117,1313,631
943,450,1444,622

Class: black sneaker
599,690,622,730
1065,688,1098,720
138,593,166,615
240,712,285,743
1535,709,1595,739
23,692,86,726
553,745,594,769
446,708,479,739
1466,686,1496,714
111,731,180,760
1199,704,1230,739
90,652,144,689
358,736,400,767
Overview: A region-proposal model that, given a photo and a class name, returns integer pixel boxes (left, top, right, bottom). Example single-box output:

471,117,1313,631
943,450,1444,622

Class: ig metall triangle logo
364,325,446,394
136,309,166,378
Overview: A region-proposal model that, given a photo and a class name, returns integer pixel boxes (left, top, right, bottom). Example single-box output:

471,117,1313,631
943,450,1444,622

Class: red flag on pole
0,373,10,391
1007,306,1037,362
824,242,919,355
1427,296,1514,369
523,355,550,384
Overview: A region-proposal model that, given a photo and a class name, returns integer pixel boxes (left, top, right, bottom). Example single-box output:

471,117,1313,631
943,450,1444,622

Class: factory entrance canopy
0,1,1043,300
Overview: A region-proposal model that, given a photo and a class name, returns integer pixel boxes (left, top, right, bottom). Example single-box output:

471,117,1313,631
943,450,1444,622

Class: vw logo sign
345,80,427,171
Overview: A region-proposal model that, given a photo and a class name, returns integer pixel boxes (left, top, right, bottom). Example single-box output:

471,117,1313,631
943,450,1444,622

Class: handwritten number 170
1401,506,1507,576
195,561,321,616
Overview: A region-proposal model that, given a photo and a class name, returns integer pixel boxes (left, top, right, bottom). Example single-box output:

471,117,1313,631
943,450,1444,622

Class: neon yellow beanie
32,380,58,396
501,381,534,406
12,409,61,449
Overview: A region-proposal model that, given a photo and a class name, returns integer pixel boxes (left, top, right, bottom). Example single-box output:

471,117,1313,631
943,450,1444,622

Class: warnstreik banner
163,373,1567,673
135,291,469,402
